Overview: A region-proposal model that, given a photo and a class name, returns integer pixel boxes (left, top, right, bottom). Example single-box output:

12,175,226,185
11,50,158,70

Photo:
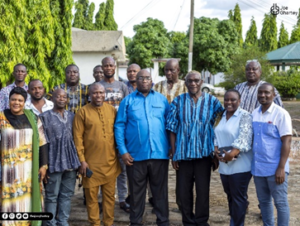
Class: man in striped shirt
234,60,283,113
166,71,223,226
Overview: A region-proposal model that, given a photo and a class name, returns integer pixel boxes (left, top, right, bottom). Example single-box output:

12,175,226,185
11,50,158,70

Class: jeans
254,174,289,226
220,172,252,226
117,154,128,202
44,170,77,226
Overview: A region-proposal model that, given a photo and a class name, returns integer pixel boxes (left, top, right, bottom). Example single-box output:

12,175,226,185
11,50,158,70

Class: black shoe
125,195,130,204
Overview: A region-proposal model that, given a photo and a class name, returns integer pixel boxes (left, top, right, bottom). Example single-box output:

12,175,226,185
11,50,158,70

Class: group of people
0,58,292,226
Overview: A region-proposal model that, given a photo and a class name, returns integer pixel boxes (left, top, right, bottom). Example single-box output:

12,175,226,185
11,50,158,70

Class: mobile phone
86,168,93,178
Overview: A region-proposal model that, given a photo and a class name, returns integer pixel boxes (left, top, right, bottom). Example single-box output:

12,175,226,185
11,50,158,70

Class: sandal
119,202,130,213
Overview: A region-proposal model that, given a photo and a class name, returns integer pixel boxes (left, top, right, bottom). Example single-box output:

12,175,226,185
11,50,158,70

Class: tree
228,10,234,20
94,2,106,30
168,31,189,76
192,17,239,74
73,0,87,29
103,0,118,30
221,46,273,89
128,18,171,69
48,0,74,88
290,25,300,44
0,0,74,91
230,4,243,46
260,14,277,52
86,2,95,30
244,16,258,47
278,21,289,48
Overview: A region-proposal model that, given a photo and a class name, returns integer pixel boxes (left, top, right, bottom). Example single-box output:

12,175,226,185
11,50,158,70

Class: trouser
177,157,212,226
254,174,289,226
85,179,116,226
220,172,252,226
44,170,77,226
117,154,128,202
127,159,169,226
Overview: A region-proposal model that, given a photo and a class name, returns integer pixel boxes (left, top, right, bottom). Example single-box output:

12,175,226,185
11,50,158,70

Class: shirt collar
222,107,241,117
259,102,275,114
11,82,28,89
25,97,53,108
135,89,155,96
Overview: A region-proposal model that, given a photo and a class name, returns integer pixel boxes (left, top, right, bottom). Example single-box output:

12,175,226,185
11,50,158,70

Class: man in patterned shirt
0,63,28,111
153,59,188,104
234,60,283,113
47,64,88,113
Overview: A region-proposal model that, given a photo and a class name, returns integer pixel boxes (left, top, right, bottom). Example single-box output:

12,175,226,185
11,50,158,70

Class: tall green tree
278,22,289,48
244,16,258,47
86,2,95,30
94,2,106,30
73,1,86,29
48,0,74,88
290,25,300,44
192,17,239,74
228,10,234,20
104,0,118,30
128,18,171,69
0,0,74,91
260,14,277,52
230,4,243,46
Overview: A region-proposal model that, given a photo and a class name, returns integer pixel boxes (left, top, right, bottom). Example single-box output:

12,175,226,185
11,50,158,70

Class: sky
86,0,300,39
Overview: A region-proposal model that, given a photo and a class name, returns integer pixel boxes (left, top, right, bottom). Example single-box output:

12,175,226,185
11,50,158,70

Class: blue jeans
117,154,128,202
44,170,77,226
254,174,289,226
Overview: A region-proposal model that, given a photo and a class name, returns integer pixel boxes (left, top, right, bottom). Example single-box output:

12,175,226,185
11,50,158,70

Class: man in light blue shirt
252,83,292,226
114,69,170,226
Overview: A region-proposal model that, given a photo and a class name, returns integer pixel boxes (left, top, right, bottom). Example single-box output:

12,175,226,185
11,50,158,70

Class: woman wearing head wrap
0,87,48,226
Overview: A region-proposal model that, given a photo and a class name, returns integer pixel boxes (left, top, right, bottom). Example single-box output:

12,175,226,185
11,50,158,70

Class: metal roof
266,41,300,63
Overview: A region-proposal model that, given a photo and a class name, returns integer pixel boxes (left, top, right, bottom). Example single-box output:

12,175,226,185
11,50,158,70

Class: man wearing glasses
114,70,170,226
234,60,283,113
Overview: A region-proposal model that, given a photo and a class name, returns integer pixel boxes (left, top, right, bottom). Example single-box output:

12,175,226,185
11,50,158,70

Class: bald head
127,64,141,82
89,83,105,93
52,88,68,110
89,83,105,107
164,59,180,83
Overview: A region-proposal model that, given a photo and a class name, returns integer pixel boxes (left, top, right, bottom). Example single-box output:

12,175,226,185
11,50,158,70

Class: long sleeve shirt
214,108,253,175
73,103,121,188
166,92,224,161
114,90,170,161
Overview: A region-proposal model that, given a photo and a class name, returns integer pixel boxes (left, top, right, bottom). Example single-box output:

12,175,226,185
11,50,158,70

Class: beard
30,94,44,101
104,74,114,79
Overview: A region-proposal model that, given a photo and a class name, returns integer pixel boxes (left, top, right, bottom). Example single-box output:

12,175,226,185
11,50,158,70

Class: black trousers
177,157,212,226
220,172,252,226
126,159,169,226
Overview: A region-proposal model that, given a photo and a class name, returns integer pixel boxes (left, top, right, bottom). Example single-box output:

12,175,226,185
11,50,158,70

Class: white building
72,27,127,85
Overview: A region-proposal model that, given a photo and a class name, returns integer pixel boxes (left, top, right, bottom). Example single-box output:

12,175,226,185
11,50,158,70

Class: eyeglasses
137,77,152,81
186,79,201,84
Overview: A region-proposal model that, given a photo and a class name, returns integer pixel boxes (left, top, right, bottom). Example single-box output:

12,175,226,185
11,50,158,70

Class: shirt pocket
152,104,164,118
128,105,143,120
264,123,278,138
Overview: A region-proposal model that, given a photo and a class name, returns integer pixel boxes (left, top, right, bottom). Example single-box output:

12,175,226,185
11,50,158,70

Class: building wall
73,52,120,85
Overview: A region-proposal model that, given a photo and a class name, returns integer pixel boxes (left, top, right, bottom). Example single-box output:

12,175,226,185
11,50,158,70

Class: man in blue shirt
114,69,170,226
252,83,292,226
166,70,223,226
